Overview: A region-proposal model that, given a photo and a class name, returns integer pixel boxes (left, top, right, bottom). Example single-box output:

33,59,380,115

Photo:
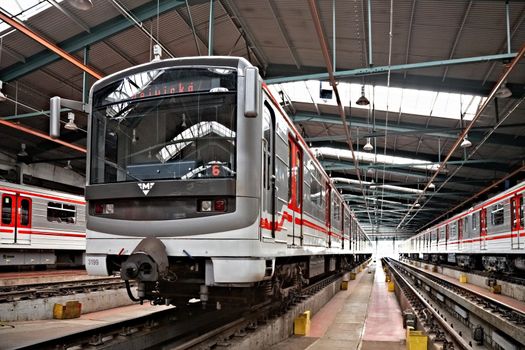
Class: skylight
268,81,486,121
0,1,63,36
313,147,441,172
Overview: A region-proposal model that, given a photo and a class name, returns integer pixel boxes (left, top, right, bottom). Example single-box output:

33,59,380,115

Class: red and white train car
401,182,525,272
0,181,86,267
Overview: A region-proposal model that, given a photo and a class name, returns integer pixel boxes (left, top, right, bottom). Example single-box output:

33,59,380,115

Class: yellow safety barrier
406,329,428,350
490,284,502,294
459,274,468,283
341,281,349,290
349,272,356,280
385,275,391,283
294,310,311,336
388,281,395,292
53,301,82,319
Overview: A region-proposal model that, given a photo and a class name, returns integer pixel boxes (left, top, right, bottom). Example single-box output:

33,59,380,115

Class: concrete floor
271,261,405,350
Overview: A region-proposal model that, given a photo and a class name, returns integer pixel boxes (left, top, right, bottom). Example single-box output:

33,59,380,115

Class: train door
510,194,524,249
261,103,276,241
1,193,15,243
458,219,464,251
15,196,32,245
288,138,303,246
480,208,487,250
325,183,331,248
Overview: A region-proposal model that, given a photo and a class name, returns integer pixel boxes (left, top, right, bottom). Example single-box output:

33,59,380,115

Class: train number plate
85,255,109,276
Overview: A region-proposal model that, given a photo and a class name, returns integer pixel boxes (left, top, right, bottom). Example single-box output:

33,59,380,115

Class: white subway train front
84,56,371,304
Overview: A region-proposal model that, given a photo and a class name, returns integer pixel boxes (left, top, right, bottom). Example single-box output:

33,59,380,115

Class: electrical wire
378,0,394,228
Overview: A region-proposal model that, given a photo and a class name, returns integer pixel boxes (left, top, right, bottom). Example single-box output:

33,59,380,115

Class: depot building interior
0,1,524,350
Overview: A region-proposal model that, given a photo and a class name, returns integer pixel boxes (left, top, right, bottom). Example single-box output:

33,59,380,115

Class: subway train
400,182,525,273
83,56,372,306
0,181,86,267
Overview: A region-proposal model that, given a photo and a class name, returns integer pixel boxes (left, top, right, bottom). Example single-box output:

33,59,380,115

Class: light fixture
18,143,28,157
64,160,73,170
132,129,138,144
355,85,369,106
495,83,512,99
64,112,78,130
66,0,93,10
460,136,472,148
428,182,436,190
363,138,373,151
0,81,6,102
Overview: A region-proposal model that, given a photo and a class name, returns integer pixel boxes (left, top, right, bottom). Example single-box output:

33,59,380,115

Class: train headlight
214,199,226,212
200,200,212,212
104,203,114,214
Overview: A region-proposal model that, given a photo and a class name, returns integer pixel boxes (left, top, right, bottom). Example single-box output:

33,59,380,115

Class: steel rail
307,0,372,226
390,258,525,345
397,43,525,230
396,259,525,317
384,258,471,349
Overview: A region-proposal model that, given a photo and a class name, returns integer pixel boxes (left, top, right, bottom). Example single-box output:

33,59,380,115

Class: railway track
0,277,125,303
13,260,368,350
385,257,525,349
405,257,525,287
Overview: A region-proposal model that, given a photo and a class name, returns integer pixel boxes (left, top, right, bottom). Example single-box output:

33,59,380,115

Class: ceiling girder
294,113,525,149
0,0,200,82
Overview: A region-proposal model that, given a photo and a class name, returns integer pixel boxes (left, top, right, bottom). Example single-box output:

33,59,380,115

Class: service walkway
271,260,405,350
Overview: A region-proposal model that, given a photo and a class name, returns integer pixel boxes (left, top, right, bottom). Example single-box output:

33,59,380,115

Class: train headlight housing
200,200,212,212
93,203,115,215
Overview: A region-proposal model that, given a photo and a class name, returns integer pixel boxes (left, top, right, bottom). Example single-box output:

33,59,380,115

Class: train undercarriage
402,253,525,274
115,238,371,308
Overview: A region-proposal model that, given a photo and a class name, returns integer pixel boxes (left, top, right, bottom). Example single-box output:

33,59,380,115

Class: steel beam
294,112,525,148
0,0,195,82
314,141,511,173
0,8,103,80
0,119,86,153
265,53,517,84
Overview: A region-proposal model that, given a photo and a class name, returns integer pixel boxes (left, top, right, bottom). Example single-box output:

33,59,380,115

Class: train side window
471,213,478,232
262,104,274,191
1,195,12,225
491,203,504,226
47,202,77,224
20,199,30,226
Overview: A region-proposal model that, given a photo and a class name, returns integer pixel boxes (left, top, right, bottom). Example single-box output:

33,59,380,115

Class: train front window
90,67,237,184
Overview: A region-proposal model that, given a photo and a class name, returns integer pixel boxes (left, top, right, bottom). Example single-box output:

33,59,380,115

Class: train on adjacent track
0,181,86,267
83,56,372,307
400,181,525,273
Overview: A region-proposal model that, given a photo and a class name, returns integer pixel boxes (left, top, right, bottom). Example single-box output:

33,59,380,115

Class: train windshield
90,67,237,184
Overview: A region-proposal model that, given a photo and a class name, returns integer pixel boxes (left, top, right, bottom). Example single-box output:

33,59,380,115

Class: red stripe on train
18,230,85,238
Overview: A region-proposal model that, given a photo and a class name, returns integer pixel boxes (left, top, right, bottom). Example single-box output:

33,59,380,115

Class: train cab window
491,203,504,226
1,195,12,225
20,199,30,226
47,202,77,224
